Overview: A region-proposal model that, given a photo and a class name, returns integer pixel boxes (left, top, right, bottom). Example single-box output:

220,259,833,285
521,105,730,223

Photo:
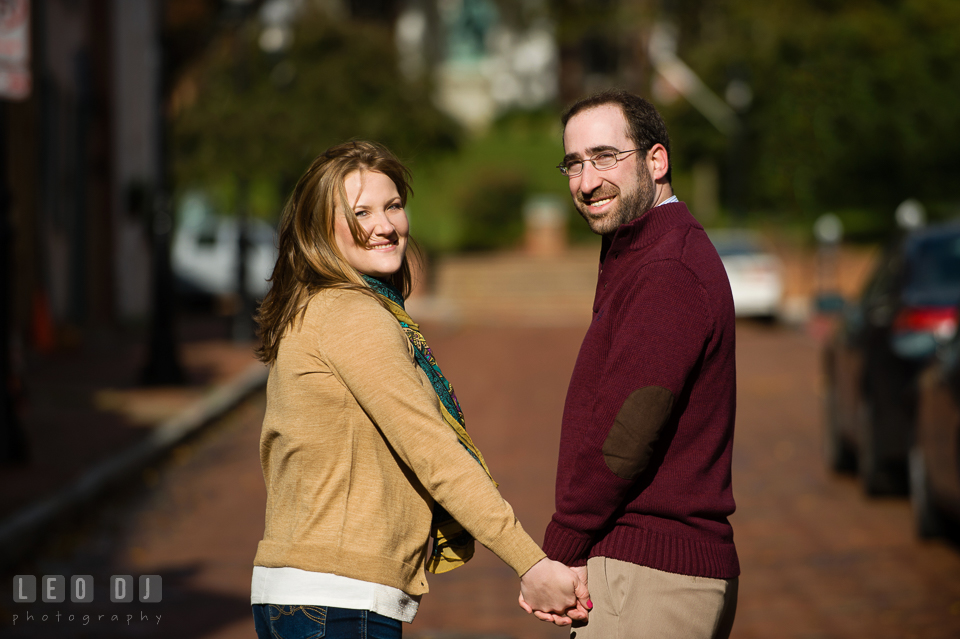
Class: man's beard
575,162,657,235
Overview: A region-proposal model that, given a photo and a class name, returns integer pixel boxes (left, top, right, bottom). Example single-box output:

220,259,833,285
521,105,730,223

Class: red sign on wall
0,0,29,100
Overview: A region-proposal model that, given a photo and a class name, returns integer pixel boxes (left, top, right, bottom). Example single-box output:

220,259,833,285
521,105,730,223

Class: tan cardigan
254,288,545,596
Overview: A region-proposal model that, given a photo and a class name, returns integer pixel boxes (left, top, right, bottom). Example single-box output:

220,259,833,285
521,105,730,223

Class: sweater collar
600,201,701,262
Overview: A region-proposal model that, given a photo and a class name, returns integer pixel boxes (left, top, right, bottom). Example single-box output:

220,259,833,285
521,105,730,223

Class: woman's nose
370,211,396,236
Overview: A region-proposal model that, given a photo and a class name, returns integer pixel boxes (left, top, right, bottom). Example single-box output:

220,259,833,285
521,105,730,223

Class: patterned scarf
361,275,496,574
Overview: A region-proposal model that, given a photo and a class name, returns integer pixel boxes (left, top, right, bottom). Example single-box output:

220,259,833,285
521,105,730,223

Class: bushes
455,170,529,252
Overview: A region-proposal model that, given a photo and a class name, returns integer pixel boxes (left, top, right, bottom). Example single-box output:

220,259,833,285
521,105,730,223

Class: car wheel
858,399,898,495
824,381,855,472
908,446,945,539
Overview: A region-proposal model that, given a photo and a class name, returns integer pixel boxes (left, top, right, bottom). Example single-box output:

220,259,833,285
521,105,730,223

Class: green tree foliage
456,168,529,251
171,8,461,210
408,108,575,253
663,0,960,231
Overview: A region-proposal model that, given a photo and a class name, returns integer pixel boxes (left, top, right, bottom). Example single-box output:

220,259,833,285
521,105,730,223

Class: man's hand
570,565,587,593
518,559,590,626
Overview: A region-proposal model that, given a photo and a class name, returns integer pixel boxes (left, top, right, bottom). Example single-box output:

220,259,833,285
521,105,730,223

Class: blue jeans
252,604,402,639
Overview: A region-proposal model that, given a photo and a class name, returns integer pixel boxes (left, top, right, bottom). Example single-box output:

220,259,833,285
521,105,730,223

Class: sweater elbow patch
602,386,675,480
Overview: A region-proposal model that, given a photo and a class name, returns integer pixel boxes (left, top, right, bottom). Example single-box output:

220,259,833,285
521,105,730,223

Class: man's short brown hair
562,89,672,183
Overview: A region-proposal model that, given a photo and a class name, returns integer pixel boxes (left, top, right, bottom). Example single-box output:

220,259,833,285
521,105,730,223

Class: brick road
6,320,960,639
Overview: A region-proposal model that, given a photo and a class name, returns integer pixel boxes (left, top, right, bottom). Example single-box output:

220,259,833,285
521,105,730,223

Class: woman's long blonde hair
255,140,414,363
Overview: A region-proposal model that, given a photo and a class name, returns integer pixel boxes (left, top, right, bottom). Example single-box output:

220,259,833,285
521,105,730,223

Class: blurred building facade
395,0,659,131
3,0,243,356
5,0,160,353
395,0,559,131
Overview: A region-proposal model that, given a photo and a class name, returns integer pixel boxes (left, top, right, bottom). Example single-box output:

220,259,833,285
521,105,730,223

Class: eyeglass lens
593,153,618,168
563,151,622,176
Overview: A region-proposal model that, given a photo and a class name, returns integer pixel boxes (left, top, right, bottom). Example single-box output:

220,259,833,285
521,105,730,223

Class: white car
173,214,278,299
708,229,784,320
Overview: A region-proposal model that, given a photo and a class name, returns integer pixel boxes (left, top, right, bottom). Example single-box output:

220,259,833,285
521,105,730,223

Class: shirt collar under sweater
599,199,702,264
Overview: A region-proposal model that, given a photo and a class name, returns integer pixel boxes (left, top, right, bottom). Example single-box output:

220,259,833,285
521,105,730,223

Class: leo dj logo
13,575,162,603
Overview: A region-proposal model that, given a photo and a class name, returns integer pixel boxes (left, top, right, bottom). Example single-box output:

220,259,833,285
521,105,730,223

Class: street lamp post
724,77,752,222
813,213,845,315
225,0,257,344
233,177,255,342
140,0,184,386
140,190,184,385
0,100,28,463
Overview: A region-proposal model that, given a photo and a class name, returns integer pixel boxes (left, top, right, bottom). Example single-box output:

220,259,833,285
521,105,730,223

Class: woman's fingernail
587,600,593,610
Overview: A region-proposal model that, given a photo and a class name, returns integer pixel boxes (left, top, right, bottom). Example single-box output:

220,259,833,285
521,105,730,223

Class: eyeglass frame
556,148,644,177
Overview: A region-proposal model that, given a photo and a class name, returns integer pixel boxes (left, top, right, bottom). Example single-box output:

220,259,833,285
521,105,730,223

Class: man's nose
578,160,605,193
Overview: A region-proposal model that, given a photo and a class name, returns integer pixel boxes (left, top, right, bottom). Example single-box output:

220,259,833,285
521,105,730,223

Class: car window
708,232,764,257
904,233,960,306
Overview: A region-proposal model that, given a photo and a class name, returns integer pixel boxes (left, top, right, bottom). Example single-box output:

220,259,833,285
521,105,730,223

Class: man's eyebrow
587,145,621,155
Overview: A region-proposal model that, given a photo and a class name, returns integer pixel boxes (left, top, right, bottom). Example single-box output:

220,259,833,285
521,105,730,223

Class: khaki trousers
570,557,738,639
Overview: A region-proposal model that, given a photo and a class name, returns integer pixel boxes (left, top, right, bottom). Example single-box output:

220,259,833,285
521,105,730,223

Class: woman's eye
354,210,369,217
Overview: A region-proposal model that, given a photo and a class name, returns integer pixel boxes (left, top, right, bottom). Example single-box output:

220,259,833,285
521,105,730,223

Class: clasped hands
518,558,590,626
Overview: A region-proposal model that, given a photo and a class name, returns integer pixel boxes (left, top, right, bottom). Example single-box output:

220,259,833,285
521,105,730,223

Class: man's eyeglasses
556,149,642,177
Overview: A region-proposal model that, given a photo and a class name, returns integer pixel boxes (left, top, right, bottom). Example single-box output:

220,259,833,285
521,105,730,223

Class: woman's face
333,170,409,278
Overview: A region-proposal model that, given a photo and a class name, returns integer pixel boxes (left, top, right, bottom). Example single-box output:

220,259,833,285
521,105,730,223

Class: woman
251,140,587,639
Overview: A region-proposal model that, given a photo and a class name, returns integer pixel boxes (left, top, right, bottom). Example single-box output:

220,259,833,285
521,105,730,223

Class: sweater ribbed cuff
542,520,592,566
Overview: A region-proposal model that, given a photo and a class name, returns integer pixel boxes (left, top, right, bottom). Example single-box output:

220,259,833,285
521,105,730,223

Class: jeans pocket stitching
275,606,323,639
300,605,327,625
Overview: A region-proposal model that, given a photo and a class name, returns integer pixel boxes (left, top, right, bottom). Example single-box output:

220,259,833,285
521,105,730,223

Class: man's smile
579,187,620,212
587,197,614,209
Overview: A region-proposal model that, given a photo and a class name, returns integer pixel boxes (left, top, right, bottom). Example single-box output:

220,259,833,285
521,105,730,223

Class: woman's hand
518,558,591,626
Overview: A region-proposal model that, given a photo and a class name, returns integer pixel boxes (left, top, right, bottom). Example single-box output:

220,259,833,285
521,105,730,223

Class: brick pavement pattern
7,320,960,638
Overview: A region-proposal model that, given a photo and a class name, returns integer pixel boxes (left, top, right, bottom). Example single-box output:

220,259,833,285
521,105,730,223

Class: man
529,89,739,637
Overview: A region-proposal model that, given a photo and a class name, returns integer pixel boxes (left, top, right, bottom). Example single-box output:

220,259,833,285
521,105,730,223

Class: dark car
823,221,960,494
911,314,960,538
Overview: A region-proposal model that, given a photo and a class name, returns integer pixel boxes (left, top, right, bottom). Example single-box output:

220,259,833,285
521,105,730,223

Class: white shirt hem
250,566,420,623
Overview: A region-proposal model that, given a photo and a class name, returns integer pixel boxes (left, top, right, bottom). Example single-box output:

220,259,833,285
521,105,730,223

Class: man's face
562,104,656,235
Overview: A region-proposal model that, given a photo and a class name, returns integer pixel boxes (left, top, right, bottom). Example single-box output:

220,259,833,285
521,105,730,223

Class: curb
0,361,269,568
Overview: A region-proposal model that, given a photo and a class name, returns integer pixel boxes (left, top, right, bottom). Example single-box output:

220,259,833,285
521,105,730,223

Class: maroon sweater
542,201,739,579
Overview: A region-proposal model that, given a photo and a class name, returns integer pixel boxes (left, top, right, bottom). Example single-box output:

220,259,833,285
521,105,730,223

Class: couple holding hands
250,90,740,639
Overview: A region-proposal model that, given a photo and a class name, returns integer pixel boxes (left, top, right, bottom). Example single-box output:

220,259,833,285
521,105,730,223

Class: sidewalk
0,312,267,568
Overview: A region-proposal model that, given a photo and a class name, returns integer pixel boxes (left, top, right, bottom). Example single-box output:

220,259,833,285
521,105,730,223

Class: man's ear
647,144,670,182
